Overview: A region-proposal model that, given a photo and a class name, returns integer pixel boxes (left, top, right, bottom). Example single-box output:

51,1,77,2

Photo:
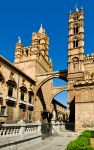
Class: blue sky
0,0,94,106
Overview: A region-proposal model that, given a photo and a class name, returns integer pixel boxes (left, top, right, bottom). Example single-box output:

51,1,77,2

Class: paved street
25,131,80,150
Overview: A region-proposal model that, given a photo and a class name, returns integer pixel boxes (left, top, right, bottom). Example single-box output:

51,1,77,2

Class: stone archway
50,86,68,122
35,70,68,97
34,70,68,122
51,85,68,102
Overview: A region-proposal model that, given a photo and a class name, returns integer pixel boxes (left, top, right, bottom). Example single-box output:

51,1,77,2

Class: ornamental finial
75,3,79,12
18,36,21,43
38,24,45,34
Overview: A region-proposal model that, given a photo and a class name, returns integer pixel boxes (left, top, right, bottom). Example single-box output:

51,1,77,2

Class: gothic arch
50,86,68,103
73,23,80,35
35,70,67,96
72,57,79,62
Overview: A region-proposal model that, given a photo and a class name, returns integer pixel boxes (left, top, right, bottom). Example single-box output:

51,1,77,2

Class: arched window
6,76,17,98
74,26,78,34
72,57,79,72
26,49,28,57
29,95,32,103
21,91,24,101
28,84,34,105
8,86,13,97
73,39,78,48
73,15,78,21
1,106,6,116
20,80,27,102
22,50,24,55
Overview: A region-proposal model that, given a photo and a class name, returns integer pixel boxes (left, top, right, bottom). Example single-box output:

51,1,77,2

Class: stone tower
14,25,52,79
14,25,53,121
32,24,49,62
68,7,84,122
68,6,84,74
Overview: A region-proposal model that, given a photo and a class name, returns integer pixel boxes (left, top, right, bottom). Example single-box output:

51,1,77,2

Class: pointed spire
41,23,42,28
38,24,45,34
49,58,52,62
81,6,83,10
69,10,71,14
75,3,79,12
49,58,53,68
18,36,21,43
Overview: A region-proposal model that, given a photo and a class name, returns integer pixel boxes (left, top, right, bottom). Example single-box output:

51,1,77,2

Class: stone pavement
25,131,80,150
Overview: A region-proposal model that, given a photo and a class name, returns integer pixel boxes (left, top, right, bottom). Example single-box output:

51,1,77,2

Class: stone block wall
75,102,94,131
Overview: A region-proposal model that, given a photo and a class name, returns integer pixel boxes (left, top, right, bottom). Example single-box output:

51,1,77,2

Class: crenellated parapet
84,53,94,62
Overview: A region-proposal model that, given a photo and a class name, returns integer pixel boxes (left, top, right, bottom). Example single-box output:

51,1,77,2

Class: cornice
0,55,36,84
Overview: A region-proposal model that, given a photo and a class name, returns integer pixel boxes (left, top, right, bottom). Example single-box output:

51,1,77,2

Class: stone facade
2,6,94,131
0,56,35,123
14,25,53,122
68,7,94,130
0,25,67,124
52,99,67,122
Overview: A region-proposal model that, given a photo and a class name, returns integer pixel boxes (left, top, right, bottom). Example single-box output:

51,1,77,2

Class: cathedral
0,24,67,124
0,6,94,131
68,7,94,130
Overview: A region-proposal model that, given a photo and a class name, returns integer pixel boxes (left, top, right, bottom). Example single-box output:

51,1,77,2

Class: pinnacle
75,3,79,12
49,58,52,62
38,24,45,34
18,36,21,43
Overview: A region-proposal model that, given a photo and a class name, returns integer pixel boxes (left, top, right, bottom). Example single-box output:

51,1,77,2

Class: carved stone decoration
20,79,27,92
0,65,5,82
6,72,17,88
72,57,79,62
9,72,15,81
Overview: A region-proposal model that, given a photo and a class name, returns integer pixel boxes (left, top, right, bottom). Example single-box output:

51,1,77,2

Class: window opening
74,26,78,34
8,86,13,97
74,15,78,21
1,106,5,116
29,95,32,103
26,49,28,57
21,91,24,101
73,39,78,48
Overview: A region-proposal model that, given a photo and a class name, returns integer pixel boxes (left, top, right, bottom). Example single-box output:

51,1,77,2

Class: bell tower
14,37,23,63
32,24,49,61
68,7,85,122
14,25,52,79
68,6,84,75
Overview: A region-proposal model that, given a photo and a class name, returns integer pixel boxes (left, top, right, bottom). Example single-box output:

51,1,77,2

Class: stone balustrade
0,121,42,149
0,122,41,137
0,120,64,149
0,121,64,138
